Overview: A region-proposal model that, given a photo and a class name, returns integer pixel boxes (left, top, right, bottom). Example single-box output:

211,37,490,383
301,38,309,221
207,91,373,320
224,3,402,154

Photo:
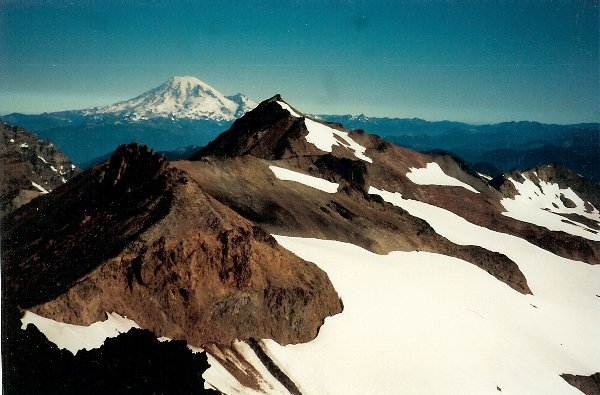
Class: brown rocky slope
2,143,342,347
190,95,598,267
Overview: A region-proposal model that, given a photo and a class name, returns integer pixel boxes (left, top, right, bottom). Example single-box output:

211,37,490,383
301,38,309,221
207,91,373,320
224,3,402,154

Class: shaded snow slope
500,175,600,240
202,341,290,394
276,101,372,163
407,162,479,193
269,165,339,193
21,311,139,354
248,235,599,395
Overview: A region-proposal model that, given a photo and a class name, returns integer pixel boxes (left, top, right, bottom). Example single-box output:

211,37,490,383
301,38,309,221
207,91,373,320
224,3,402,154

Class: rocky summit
2,142,341,349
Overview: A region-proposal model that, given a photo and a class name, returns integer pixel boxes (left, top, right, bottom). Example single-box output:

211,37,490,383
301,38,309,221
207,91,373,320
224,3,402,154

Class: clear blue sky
1,0,598,124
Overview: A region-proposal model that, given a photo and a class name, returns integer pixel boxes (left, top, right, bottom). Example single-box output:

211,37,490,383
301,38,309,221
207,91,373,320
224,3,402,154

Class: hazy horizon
1,0,598,124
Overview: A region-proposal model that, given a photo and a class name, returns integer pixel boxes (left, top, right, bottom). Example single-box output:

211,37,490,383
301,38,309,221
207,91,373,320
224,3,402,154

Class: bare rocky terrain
0,121,80,215
2,144,342,349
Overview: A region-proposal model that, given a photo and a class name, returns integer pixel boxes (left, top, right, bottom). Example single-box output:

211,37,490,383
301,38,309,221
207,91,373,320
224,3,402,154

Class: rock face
2,143,342,347
0,121,80,215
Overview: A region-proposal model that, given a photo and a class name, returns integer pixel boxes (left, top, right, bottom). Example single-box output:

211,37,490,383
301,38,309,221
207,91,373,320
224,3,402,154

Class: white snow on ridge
37,155,48,164
406,162,479,193
500,176,599,240
21,311,139,354
31,181,49,194
275,101,373,163
304,119,373,163
269,165,338,193
478,172,493,181
253,234,600,395
276,101,301,118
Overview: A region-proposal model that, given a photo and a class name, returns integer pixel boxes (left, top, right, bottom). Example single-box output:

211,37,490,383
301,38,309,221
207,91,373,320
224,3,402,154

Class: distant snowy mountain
3,77,257,165
82,76,257,121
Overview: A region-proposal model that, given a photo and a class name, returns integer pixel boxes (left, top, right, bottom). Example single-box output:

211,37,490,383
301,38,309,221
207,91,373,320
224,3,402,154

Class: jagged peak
193,94,374,164
104,143,169,188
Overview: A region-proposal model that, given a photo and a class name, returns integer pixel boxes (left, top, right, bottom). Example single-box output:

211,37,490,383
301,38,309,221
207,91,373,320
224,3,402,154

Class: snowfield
20,311,139,354
500,176,600,241
269,165,339,193
252,233,600,395
276,101,373,163
406,162,479,193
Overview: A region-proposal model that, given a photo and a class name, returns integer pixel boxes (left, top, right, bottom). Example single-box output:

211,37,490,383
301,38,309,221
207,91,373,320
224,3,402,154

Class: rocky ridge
0,121,80,215
2,143,342,350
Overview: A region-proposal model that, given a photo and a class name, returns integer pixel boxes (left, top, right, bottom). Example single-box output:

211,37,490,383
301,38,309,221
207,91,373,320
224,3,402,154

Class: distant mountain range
319,115,600,183
2,76,598,184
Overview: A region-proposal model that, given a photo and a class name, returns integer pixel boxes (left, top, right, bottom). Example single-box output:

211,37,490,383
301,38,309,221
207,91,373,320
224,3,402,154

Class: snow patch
478,172,493,181
20,143,28,148
304,118,372,163
21,311,139,354
406,162,479,193
276,101,302,118
9,138,14,143
31,181,49,194
37,155,48,164
500,176,599,240
269,165,338,193
275,101,373,163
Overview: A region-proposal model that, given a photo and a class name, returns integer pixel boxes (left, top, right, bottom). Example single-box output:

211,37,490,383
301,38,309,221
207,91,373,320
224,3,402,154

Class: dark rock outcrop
561,373,600,395
2,143,342,348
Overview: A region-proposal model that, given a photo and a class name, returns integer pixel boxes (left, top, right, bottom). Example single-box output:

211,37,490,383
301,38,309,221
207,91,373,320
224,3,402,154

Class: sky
1,0,598,124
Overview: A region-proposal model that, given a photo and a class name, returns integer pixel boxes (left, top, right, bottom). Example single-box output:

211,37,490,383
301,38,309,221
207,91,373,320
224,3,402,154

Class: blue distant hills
3,111,598,183
2,76,597,182
319,115,599,183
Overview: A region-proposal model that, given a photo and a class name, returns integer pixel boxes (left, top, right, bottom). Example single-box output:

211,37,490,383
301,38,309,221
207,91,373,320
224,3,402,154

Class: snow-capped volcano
84,76,257,121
